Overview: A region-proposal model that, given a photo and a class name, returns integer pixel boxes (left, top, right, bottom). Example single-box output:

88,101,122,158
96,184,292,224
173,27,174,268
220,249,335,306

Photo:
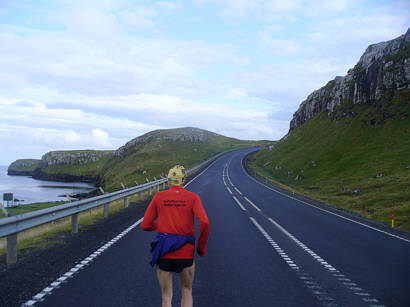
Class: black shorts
157,258,194,273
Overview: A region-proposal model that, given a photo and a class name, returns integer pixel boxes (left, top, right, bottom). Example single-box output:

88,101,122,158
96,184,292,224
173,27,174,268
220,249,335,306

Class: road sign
3,193,13,201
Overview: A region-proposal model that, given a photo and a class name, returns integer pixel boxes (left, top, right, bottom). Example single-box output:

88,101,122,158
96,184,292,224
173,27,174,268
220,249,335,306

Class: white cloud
0,0,408,166
92,129,113,148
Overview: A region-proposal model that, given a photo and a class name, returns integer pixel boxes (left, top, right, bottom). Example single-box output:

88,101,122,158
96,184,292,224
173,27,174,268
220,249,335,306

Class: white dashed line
233,196,246,211
234,187,242,195
249,217,338,304
227,187,233,194
244,196,261,212
250,217,298,270
267,217,383,305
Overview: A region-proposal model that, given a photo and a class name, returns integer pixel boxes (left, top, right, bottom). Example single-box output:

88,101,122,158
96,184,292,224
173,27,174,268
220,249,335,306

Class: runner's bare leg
156,267,173,307
178,262,195,307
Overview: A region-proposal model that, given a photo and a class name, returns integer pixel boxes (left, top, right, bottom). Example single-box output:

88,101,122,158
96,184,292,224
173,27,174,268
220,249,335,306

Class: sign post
3,193,13,208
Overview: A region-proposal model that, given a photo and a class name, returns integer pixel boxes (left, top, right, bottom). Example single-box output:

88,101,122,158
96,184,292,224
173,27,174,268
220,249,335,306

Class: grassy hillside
250,89,410,230
101,127,261,191
8,159,42,174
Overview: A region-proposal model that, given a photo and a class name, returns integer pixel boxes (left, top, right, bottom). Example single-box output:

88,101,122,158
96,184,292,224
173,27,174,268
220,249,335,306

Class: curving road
29,148,410,306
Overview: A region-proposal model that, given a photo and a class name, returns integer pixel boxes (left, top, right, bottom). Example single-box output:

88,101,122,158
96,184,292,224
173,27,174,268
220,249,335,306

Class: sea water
0,166,94,206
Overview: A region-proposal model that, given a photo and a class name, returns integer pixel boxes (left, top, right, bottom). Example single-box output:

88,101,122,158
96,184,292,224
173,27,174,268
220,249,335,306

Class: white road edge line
184,157,222,188
23,217,144,306
227,187,233,195
24,152,229,306
233,196,246,211
241,155,410,244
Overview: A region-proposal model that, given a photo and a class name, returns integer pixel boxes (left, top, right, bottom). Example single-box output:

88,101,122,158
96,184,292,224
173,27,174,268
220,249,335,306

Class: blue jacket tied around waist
150,233,195,267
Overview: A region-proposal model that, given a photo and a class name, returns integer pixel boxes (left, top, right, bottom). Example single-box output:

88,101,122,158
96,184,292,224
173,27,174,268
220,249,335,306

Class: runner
141,165,210,307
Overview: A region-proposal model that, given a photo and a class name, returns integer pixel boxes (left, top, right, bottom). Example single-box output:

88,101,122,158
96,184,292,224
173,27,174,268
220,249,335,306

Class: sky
0,0,409,165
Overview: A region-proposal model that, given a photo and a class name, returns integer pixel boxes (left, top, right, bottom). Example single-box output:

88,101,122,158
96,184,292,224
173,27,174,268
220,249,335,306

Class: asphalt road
30,148,410,306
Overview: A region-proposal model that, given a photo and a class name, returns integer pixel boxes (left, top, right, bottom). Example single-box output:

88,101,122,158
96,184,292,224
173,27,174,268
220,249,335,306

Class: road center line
267,217,383,305
234,187,242,195
244,196,262,212
249,217,336,304
233,196,246,211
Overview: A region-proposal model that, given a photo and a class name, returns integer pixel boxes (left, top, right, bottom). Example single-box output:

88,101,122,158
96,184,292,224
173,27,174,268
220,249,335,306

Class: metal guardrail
0,149,232,264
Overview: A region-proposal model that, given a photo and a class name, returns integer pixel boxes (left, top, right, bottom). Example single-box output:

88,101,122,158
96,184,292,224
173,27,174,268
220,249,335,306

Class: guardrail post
156,184,160,192
104,203,110,218
124,197,129,208
71,213,79,234
138,192,142,201
149,187,152,195
7,233,18,265
162,182,166,190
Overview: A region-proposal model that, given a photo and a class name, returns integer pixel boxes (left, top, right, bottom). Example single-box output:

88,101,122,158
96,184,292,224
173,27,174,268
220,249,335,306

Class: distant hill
8,127,263,191
101,127,260,190
8,150,114,182
250,29,410,230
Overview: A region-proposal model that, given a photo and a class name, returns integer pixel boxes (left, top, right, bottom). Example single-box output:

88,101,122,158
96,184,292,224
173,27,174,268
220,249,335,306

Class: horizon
4,126,272,165
0,0,409,165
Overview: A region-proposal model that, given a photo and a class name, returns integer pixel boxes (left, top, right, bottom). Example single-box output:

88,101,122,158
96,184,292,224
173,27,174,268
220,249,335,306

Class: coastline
0,167,96,206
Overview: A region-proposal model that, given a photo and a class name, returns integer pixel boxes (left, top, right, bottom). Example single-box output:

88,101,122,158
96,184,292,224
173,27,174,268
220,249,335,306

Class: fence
0,150,230,265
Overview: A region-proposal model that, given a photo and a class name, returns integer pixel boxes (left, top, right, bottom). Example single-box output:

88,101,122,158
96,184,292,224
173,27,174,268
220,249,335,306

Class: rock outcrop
41,150,113,166
290,28,410,130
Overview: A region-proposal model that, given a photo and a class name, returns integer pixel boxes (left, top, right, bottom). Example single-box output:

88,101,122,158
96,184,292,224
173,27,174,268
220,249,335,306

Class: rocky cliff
8,150,113,183
41,150,113,166
290,28,410,130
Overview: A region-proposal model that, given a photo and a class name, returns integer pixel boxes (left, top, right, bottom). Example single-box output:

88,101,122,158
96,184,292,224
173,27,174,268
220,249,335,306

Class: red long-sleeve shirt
141,185,210,258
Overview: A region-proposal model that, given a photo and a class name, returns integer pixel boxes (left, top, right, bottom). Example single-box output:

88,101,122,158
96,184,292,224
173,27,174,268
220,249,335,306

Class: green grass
0,189,155,256
8,159,41,172
250,89,410,231
6,201,68,216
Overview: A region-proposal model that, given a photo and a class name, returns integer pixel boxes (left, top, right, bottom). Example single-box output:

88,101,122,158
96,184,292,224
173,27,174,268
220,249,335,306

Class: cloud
0,0,408,166
0,21,248,101
92,129,113,148
0,93,284,164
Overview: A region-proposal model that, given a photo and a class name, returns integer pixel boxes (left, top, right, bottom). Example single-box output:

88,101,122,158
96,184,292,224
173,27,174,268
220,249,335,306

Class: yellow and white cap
168,165,186,186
